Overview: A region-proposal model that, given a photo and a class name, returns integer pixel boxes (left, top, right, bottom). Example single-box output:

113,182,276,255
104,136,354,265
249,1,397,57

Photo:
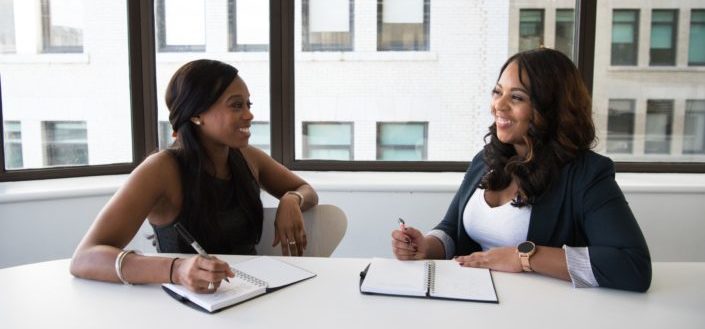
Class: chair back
256,204,347,257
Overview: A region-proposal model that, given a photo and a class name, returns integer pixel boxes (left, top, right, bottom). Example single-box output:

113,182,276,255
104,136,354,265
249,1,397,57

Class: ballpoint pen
173,222,230,283
398,217,406,231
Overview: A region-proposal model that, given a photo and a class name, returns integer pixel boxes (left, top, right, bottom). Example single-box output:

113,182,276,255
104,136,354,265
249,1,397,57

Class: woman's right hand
172,255,235,293
391,226,429,260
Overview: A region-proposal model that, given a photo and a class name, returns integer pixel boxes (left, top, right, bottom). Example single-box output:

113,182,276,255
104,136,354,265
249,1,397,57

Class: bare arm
391,227,446,260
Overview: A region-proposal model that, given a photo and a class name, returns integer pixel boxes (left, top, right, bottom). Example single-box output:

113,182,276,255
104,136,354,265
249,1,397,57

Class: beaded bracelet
115,249,140,285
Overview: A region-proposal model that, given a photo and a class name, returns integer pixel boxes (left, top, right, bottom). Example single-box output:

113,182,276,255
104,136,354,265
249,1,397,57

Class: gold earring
194,120,201,125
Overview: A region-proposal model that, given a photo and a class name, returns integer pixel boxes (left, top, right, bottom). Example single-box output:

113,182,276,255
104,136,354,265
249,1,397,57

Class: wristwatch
517,241,536,272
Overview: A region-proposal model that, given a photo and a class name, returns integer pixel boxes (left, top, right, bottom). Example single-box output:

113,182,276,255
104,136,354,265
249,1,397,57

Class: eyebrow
496,83,529,94
225,94,246,103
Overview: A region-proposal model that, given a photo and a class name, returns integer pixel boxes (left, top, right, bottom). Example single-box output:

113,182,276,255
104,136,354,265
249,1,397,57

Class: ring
288,240,296,245
208,282,214,290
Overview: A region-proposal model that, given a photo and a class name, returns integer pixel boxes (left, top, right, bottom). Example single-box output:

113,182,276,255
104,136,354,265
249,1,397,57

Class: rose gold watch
517,241,536,272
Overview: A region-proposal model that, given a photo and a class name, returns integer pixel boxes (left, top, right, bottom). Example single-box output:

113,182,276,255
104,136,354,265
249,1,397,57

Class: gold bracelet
115,249,140,285
284,191,304,208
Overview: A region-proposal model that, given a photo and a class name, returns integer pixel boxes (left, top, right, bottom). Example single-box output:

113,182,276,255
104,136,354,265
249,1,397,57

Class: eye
247,101,253,108
491,88,501,96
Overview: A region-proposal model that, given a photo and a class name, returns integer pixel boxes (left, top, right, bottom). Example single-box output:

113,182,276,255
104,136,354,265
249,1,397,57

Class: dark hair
480,48,595,206
165,59,263,251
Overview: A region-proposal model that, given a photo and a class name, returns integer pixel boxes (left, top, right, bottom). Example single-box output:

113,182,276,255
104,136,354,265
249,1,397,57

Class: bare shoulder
128,150,181,189
239,145,273,180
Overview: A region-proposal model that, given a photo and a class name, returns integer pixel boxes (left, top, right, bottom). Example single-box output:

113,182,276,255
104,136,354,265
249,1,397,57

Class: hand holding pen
173,223,234,293
391,217,427,260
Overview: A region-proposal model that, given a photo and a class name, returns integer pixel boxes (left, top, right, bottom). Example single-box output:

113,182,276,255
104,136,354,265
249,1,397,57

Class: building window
650,9,678,66
155,0,205,52
519,9,544,52
229,0,268,52
555,9,574,59
684,100,705,154
42,121,88,166
302,0,353,51
0,0,15,53
611,9,639,66
645,100,673,154
3,121,22,169
606,100,635,154
377,0,430,51
41,0,84,53
250,121,271,155
302,122,353,160
377,122,428,161
158,121,173,150
689,10,705,66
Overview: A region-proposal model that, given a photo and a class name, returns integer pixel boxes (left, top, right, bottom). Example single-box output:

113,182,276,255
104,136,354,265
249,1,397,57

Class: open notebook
163,256,316,313
359,258,498,303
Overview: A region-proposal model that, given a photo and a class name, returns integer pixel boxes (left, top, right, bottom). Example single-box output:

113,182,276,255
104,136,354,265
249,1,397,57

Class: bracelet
115,249,139,285
169,257,179,284
284,191,304,208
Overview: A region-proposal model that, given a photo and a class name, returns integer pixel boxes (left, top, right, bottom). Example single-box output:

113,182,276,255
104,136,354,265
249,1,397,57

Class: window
302,0,353,51
250,121,271,155
519,9,544,52
42,121,88,166
377,122,427,161
555,9,574,59
645,100,674,154
684,100,705,154
229,0,269,52
156,0,205,52
3,121,22,169
650,9,678,66
611,9,639,66
689,10,705,66
41,0,84,53
377,0,430,51
0,0,15,53
302,122,353,160
607,100,635,154
158,121,173,150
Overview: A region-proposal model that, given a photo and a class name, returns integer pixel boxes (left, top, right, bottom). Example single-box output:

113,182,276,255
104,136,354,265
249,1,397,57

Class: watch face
517,241,535,253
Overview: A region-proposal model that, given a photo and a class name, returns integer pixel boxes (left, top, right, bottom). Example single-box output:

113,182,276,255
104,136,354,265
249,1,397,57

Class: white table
1,256,703,329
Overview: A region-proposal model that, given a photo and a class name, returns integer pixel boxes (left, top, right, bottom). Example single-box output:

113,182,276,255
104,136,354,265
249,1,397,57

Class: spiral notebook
359,258,498,303
163,256,316,313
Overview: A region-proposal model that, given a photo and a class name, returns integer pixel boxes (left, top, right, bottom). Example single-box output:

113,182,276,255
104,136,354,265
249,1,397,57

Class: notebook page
231,256,315,289
360,258,427,297
163,275,265,312
430,260,497,302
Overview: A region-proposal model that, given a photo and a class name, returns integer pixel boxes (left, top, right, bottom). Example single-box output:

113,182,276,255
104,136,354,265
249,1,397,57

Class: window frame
229,0,269,52
611,9,640,66
155,0,206,52
518,8,545,52
649,9,678,66
376,122,428,161
376,0,430,52
1,0,703,182
301,121,354,161
688,9,705,66
301,0,355,52
40,0,84,53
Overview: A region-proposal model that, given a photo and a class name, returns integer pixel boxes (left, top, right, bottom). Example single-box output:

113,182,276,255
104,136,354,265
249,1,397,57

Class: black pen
173,222,230,283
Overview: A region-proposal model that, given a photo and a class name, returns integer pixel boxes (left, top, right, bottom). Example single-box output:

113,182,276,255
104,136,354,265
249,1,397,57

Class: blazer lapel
527,169,568,246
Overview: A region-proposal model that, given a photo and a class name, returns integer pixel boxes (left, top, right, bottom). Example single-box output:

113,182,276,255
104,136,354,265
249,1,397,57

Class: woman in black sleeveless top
70,59,318,293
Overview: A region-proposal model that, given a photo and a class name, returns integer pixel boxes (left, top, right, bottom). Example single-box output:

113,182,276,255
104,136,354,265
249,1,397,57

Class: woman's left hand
454,247,523,273
272,195,307,256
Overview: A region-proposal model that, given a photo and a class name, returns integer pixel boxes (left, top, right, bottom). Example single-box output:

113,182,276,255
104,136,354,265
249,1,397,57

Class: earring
194,120,201,126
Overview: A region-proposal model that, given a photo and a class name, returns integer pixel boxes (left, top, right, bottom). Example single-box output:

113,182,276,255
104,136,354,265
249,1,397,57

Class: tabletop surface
1,256,704,329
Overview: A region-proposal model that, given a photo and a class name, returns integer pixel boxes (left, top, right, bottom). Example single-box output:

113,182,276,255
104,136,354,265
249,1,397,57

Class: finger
393,245,417,258
392,239,416,252
280,232,291,256
287,235,300,256
391,230,411,244
297,229,307,253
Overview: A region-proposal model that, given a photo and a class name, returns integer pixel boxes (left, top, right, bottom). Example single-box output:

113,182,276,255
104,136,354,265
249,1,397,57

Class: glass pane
302,122,353,160
249,121,270,154
0,0,15,53
595,1,705,163
303,0,353,51
684,100,705,154
0,0,132,170
156,0,205,51
3,121,22,169
519,9,544,51
379,147,422,161
689,10,705,65
379,122,425,145
154,0,271,155
294,0,578,163
555,9,574,59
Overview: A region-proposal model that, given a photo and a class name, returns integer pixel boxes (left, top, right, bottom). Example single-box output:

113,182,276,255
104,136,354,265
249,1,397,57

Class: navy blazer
434,150,652,292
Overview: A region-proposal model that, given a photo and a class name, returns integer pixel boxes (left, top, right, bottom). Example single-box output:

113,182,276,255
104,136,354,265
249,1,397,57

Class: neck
514,144,528,158
201,140,231,179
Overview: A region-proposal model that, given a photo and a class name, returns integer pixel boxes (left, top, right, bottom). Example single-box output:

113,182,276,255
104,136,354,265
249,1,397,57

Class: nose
493,94,510,113
243,106,254,121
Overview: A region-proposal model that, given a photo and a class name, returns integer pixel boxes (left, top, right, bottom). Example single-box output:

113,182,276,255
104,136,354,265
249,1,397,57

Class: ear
190,116,202,126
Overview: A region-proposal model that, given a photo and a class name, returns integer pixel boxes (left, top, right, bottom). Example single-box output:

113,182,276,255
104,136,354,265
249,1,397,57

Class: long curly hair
479,48,595,206
165,59,263,251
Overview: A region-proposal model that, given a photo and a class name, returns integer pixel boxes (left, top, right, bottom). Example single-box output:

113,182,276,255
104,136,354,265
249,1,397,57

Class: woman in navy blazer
391,48,651,292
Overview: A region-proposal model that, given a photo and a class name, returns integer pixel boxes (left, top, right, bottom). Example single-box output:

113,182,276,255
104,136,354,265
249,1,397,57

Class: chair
256,204,347,257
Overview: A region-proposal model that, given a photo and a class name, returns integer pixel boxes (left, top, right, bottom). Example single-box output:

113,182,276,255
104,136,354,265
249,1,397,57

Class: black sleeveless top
151,150,261,255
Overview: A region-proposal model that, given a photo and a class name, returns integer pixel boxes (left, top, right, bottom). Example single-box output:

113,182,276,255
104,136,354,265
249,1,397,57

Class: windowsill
1,171,704,204
607,65,705,73
0,53,90,64
151,51,438,63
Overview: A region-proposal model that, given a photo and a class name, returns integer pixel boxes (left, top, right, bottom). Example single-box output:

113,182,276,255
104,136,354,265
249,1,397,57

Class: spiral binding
426,261,436,294
235,270,268,288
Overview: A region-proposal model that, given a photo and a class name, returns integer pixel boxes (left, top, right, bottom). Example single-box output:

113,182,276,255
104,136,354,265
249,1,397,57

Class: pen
398,217,406,231
173,222,230,283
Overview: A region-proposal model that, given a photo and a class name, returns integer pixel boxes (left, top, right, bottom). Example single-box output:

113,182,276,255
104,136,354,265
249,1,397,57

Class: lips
495,116,512,129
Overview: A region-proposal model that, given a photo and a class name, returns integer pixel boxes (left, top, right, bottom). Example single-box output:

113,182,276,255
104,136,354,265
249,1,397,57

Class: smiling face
491,61,534,157
193,76,253,150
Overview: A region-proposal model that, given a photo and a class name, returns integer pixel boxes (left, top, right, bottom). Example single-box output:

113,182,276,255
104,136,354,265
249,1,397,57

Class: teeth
239,128,250,133
496,117,511,125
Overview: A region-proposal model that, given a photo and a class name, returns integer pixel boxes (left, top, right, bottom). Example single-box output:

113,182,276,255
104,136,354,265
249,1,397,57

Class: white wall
1,172,704,269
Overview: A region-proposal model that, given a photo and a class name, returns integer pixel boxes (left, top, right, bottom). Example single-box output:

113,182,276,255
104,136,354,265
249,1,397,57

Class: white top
0,257,703,329
463,189,531,251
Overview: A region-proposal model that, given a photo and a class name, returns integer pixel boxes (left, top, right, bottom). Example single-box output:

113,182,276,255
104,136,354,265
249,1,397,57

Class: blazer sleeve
579,156,652,292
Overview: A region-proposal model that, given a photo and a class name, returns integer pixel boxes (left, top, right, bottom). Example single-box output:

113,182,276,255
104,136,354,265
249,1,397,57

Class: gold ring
288,240,296,245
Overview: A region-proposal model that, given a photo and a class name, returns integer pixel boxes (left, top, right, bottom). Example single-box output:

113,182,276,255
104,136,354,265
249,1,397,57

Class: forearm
70,245,174,284
424,235,447,260
283,184,318,211
531,246,570,282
